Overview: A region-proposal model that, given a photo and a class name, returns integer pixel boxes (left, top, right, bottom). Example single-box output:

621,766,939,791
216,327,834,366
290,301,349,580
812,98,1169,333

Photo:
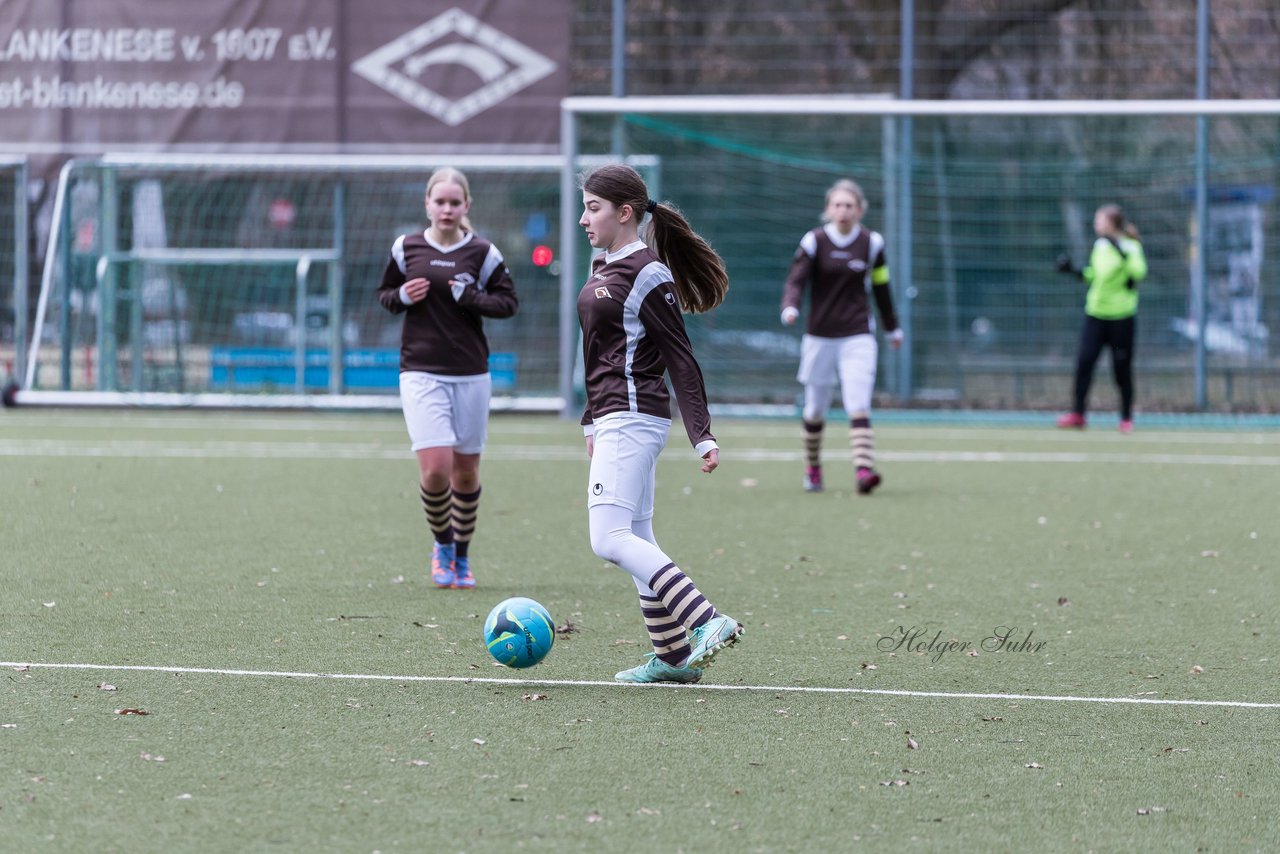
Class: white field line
5,415,1279,446
3,438,1280,467
4,661,1277,709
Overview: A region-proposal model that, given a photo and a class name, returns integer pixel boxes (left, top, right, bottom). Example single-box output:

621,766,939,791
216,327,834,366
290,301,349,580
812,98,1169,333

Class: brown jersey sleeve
869,238,899,332
376,251,409,314
456,243,518,318
781,234,816,313
638,284,715,449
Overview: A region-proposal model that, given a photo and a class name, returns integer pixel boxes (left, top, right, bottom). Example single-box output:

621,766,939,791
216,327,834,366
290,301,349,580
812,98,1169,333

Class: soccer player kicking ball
577,163,743,684
376,167,518,589
781,179,902,495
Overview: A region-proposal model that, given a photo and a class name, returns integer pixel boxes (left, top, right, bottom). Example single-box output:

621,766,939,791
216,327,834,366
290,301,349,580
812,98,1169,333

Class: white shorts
587,411,670,517
797,333,878,414
399,371,492,454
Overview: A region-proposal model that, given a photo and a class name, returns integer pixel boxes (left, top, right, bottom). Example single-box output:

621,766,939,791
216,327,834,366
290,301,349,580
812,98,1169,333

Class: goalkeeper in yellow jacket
1055,204,1148,433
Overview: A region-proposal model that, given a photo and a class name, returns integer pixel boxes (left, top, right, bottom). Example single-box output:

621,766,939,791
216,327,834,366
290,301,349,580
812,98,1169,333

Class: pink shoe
803,466,824,492
1056,412,1086,429
1118,419,1133,434
856,467,882,495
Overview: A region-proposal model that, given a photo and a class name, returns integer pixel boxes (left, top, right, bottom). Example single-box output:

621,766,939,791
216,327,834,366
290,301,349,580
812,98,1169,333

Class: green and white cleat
614,653,703,684
686,615,743,670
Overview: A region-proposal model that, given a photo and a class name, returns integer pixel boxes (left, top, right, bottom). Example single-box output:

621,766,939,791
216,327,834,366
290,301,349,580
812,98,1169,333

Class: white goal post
558,96,1280,413
13,153,566,411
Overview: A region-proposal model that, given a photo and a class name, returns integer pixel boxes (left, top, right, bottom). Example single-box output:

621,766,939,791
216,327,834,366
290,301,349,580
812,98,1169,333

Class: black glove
1055,254,1073,273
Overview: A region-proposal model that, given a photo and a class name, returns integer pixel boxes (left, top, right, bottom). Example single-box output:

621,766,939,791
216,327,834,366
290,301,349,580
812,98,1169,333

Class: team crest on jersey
664,292,676,305
452,272,476,286
594,287,611,299
847,259,868,272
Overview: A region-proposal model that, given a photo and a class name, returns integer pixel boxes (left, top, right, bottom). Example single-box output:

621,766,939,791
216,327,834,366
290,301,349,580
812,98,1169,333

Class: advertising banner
0,0,568,153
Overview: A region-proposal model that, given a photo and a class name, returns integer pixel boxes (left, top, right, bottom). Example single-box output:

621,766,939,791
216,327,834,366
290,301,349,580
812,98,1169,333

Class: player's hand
701,448,718,474
780,306,800,326
402,278,429,303
1055,254,1073,273
888,328,904,350
585,435,594,458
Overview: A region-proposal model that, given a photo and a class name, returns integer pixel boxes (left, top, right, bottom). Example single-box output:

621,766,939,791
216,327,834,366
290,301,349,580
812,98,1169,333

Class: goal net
20,154,566,410
562,97,1280,413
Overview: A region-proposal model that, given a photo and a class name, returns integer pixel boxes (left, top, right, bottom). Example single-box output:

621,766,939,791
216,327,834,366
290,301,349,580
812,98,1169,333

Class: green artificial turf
2,411,1277,851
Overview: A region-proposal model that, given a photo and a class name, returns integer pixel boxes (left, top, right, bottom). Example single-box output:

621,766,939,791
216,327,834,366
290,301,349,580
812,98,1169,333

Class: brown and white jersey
782,224,898,338
577,241,716,452
376,230,518,376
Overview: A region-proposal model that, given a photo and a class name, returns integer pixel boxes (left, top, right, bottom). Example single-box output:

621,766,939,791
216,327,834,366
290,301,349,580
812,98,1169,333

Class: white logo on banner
352,7,556,126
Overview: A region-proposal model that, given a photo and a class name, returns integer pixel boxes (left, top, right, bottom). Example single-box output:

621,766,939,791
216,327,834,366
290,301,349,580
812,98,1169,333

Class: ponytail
646,202,729,314
581,164,729,314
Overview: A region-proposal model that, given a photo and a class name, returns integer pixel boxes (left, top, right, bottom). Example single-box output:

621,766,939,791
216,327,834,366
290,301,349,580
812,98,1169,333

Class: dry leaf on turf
114,708,149,716
555,621,579,636
97,683,117,692
521,693,549,701
1025,762,1044,769
1057,597,1071,606
586,812,602,823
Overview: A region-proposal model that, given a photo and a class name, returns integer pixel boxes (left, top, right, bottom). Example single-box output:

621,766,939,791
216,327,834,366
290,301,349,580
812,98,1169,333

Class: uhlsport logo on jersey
847,259,868,272
352,7,557,127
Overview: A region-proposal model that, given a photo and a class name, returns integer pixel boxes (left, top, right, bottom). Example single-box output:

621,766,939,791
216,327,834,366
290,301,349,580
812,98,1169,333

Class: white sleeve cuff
398,284,414,305
694,439,718,458
583,423,595,437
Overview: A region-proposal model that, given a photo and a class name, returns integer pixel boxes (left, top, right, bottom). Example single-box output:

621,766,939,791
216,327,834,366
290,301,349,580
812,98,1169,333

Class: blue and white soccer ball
483,597,555,668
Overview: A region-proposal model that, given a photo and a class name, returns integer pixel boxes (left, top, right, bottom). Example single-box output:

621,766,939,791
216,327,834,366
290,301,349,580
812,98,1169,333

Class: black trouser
1072,314,1136,420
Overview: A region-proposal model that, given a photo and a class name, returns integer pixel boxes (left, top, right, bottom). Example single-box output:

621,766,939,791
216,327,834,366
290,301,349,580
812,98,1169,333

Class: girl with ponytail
575,163,742,684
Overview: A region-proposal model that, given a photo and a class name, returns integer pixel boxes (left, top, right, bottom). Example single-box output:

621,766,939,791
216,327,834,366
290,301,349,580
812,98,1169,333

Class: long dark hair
581,164,729,313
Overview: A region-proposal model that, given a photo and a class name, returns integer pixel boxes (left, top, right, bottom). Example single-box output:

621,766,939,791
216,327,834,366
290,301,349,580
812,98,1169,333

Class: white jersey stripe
391,234,407,275
621,260,672,413
478,244,504,292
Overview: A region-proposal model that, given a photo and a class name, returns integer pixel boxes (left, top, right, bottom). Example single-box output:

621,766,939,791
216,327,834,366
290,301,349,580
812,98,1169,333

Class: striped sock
803,419,824,468
849,414,874,471
420,485,454,545
639,593,690,666
451,486,481,559
648,563,717,631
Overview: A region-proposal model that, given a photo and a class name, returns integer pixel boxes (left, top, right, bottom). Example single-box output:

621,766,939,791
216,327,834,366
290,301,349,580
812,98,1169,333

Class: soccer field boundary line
5,661,1278,710
4,439,1280,467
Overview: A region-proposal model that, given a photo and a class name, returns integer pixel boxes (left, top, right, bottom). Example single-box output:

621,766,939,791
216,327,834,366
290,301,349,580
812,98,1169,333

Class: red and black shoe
856,467,882,495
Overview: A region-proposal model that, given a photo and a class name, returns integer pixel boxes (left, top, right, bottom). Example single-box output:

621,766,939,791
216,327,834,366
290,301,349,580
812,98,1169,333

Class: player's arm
1124,241,1148,286
869,235,902,345
640,284,718,466
376,249,410,314
376,236,427,312
454,245,518,318
780,233,816,325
